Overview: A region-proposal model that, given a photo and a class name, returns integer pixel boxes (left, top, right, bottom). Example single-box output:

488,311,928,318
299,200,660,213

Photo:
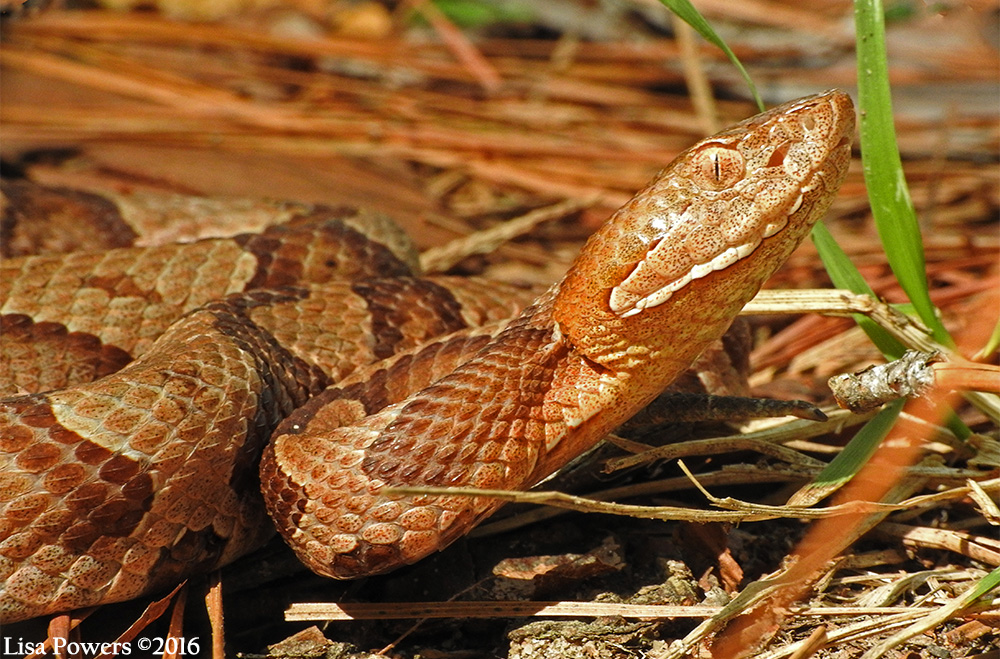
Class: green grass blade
805,399,904,497
657,0,764,111
816,218,970,438
852,1,970,439
967,566,1000,601
812,222,906,358
853,0,952,347
430,0,535,28
861,566,1000,657
982,317,1000,359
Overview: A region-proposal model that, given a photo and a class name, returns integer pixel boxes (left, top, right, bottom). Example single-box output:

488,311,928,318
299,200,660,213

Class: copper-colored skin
0,209,419,397
0,91,854,622
262,91,855,579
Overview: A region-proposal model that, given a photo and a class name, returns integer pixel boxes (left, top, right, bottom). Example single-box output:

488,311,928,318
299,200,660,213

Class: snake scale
0,91,854,623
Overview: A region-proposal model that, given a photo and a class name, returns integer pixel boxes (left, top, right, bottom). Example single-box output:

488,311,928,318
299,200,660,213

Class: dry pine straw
1,4,997,658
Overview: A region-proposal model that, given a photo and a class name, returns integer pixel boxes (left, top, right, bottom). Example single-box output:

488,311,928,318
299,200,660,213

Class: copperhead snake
0,91,854,623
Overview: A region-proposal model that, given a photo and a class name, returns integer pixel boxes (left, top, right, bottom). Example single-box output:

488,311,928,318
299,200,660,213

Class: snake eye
689,144,745,191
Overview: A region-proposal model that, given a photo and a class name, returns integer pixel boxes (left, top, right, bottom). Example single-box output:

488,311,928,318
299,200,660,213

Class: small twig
674,19,718,134
829,350,939,413
744,289,1000,422
284,600,941,622
829,349,1000,413
755,601,996,659
465,415,992,540
787,625,827,659
419,196,597,273
165,584,187,659
603,407,872,473
91,582,187,659
858,575,1000,659
382,481,904,523
206,572,225,659
967,478,1000,525
469,464,820,538
875,522,1000,566
405,0,503,95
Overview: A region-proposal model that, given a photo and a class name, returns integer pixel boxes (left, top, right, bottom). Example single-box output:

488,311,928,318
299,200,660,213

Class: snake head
552,90,854,382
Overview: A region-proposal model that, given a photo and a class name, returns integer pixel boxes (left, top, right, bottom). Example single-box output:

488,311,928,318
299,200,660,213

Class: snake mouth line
608,187,806,319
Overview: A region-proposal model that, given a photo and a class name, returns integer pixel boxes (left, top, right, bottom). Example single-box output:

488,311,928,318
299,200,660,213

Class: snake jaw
609,231,766,318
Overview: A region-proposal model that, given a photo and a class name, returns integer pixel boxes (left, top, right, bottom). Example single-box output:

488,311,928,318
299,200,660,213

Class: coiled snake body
0,91,854,622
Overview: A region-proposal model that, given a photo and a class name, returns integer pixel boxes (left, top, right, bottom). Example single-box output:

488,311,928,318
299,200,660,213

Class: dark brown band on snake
1,277,529,622
0,91,855,623
0,212,418,397
260,91,855,581
1,180,140,258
